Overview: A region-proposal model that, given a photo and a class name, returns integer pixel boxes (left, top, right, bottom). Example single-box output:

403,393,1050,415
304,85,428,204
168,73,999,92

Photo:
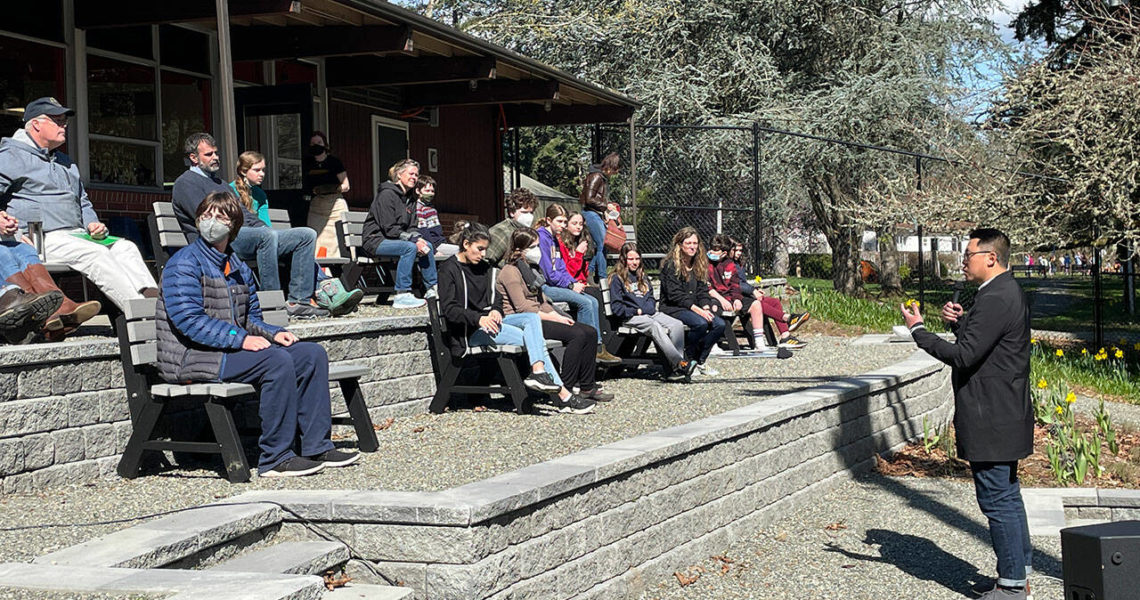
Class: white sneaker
696,362,720,376
392,292,426,309
708,345,727,356
424,285,439,299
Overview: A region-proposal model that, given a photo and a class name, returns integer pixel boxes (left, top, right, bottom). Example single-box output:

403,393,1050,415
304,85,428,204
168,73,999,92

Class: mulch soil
877,416,1140,488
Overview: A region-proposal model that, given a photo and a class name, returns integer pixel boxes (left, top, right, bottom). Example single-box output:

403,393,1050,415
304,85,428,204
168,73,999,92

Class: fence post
1093,225,1103,350
918,224,925,312
751,122,761,270
628,116,637,226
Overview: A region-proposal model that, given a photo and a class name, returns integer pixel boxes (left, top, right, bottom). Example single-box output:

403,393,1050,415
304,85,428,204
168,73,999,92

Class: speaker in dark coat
911,271,1033,462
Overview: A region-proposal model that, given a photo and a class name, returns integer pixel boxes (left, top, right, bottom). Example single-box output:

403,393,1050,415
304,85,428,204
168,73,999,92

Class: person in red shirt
707,234,808,349
558,212,594,284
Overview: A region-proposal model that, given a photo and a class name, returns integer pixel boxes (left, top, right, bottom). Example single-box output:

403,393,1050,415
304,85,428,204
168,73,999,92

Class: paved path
637,474,1066,600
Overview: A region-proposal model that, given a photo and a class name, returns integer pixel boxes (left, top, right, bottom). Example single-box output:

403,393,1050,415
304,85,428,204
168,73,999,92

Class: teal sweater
228,181,271,226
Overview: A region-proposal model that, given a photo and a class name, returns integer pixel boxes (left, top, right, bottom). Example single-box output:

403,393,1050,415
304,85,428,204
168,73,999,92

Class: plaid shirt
486,218,526,267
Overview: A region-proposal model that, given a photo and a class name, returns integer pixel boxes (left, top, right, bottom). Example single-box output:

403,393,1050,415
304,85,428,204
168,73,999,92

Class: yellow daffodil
1115,349,1124,359
1095,352,1108,361
1081,348,1089,355
1134,342,1140,352
1066,392,1076,404
1037,378,1048,389
1055,406,1064,415
1030,338,1038,345
1055,349,1064,357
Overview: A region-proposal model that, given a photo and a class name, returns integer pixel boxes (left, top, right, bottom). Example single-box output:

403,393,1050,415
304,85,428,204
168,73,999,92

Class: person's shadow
825,528,991,595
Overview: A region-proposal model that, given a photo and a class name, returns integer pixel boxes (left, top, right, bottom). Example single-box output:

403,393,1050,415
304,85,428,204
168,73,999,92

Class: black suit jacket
912,271,1033,462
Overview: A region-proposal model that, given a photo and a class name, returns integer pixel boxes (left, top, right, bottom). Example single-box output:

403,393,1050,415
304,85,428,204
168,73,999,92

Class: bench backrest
336,211,367,260
119,290,289,369
267,208,292,231
150,202,189,268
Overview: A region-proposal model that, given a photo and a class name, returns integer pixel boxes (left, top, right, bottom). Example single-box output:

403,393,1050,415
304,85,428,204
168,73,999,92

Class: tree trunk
771,225,790,276
878,225,904,296
826,225,864,296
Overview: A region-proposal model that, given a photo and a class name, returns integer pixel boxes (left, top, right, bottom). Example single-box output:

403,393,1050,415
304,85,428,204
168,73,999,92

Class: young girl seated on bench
437,224,595,414
498,228,612,406
608,242,694,382
718,236,809,349
659,227,726,376
535,204,621,365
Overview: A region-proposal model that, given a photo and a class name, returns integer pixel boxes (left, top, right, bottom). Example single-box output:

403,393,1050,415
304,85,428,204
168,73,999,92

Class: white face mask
515,212,535,227
606,211,620,221
524,246,541,265
197,217,231,245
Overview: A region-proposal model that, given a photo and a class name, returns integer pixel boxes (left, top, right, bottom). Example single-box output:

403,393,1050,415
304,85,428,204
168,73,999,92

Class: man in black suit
901,228,1033,600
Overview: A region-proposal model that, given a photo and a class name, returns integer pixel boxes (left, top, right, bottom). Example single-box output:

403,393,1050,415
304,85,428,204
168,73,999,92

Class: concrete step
210,540,349,576
33,502,282,569
323,583,414,599
0,562,325,600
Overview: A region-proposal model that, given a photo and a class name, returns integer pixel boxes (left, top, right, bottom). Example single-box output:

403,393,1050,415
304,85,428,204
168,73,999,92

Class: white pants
308,193,348,259
624,312,686,366
44,228,156,309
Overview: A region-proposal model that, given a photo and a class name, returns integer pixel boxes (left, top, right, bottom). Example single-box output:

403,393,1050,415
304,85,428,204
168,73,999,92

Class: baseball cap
23,97,75,122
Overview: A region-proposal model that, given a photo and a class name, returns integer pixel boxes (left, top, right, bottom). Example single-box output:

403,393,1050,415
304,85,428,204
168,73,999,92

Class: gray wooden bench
604,224,666,262
335,210,398,305
114,290,377,483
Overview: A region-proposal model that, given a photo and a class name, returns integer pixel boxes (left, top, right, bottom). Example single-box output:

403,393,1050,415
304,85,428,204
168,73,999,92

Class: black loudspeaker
1061,520,1140,600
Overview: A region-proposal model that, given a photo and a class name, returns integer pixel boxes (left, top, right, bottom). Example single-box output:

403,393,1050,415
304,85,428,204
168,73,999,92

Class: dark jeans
230,226,316,304
672,310,726,363
541,320,598,390
970,461,1032,587
221,342,335,473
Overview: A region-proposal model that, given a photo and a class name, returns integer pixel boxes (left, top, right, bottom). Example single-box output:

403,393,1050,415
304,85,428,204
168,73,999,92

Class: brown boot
20,264,101,331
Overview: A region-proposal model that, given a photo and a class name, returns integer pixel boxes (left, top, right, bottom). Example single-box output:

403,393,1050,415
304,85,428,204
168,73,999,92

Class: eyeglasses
962,249,994,262
39,115,70,127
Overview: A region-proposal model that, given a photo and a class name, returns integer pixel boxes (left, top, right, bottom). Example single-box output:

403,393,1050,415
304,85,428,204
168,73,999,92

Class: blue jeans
582,210,608,281
372,238,438,292
467,311,561,386
542,284,602,343
0,241,41,280
221,342,335,473
970,461,1032,587
672,310,727,363
230,226,316,304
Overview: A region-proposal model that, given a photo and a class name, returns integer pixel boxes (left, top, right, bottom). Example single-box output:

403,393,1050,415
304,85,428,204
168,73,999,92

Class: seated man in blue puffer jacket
155,190,361,478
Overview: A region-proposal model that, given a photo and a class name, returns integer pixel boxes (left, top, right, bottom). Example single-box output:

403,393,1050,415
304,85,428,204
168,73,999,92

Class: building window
0,35,66,138
87,25,211,188
161,71,211,185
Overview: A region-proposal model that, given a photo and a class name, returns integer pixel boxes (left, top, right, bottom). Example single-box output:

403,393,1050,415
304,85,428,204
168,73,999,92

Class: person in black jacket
901,228,1033,600
658,227,725,376
362,158,438,309
608,242,691,380
436,224,592,413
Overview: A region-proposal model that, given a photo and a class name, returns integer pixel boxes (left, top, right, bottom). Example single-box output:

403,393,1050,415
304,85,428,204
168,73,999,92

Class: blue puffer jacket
156,237,284,383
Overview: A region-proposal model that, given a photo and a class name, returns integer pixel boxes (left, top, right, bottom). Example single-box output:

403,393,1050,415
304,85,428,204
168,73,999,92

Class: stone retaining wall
233,351,953,600
0,315,434,494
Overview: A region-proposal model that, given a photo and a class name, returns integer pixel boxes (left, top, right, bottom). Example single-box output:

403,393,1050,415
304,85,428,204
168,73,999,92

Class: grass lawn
1018,274,1140,334
782,276,1140,403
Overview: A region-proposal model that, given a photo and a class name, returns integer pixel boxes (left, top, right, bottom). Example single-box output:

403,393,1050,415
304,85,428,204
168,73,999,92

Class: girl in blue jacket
536,204,621,365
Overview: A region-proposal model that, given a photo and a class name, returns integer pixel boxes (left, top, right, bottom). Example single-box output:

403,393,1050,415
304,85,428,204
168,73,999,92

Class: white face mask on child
515,212,535,227
524,246,541,264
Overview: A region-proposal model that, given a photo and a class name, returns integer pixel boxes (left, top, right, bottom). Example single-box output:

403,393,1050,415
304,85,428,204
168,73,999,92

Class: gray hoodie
0,128,98,234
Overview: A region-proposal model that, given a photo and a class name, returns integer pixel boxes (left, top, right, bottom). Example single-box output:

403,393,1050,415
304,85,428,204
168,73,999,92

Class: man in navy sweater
171,133,326,319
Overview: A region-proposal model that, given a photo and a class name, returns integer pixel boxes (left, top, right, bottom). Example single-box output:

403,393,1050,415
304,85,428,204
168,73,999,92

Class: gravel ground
0,592,160,600
636,473,1066,600
0,335,917,563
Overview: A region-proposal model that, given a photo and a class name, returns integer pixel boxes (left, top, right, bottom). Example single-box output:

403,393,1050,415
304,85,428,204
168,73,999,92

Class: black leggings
542,320,598,390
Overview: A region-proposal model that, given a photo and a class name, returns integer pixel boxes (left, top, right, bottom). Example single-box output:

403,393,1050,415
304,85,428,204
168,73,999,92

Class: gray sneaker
286,302,329,319
260,456,325,478
556,393,596,414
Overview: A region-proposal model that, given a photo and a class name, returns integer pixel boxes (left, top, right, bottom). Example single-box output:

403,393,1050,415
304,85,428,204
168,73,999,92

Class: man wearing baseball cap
0,97,158,313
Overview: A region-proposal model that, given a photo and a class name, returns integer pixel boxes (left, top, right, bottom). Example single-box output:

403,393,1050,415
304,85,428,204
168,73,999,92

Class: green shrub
791,253,832,278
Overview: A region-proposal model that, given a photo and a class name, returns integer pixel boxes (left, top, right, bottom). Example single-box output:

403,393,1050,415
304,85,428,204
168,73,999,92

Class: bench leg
497,355,529,414
203,400,252,483
763,317,779,347
116,397,165,479
429,360,462,414
340,377,378,452
721,314,742,356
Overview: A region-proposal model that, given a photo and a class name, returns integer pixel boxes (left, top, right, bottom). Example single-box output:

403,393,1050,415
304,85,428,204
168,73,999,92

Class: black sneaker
307,448,361,468
287,302,330,319
260,456,325,478
523,372,561,393
556,393,596,414
788,312,810,332
779,336,806,349
581,387,614,402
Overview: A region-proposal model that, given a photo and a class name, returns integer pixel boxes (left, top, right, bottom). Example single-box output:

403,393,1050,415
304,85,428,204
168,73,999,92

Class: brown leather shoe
0,287,63,344
19,264,101,331
596,348,623,365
